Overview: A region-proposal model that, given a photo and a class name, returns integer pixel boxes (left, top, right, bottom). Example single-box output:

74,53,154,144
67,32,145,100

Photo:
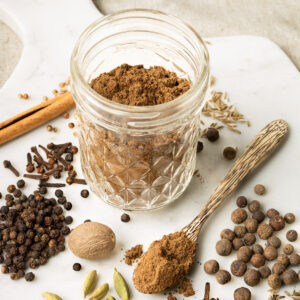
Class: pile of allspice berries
204,184,299,300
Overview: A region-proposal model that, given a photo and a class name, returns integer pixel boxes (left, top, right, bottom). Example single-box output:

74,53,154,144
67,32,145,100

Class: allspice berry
248,200,260,213
282,269,298,285
264,246,278,261
268,274,282,289
252,211,265,223
257,224,273,240
234,287,251,300
233,238,245,251
231,209,247,224
206,128,219,142
283,244,294,255
254,184,265,195
267,236,281,248
236,196,247,208
284,213,295,224
244,269,260,287
216,239,232,256
289,253,300,266
277,254,290,267
237,246,253,263
269,215,285,231
250,254,265,268
272,263,286,275
258,266,271,279
220,229,235,241
204,260,219,274
244,233,256,246
267,208,279,219
252,244,264,255
223,146,237,160
234,226,247,238
286,230,298,242
231,260,247,277
216,270,231,285
245,218,258,233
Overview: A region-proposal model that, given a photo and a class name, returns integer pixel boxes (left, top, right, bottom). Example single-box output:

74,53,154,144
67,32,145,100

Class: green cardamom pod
42,292,62,300
113,268,130,300
106,296,116,300
90,283,109,300
83,270,98,298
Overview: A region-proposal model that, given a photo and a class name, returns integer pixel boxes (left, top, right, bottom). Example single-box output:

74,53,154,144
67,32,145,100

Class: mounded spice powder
90,64,190,106
133,231,196,294
178,277,195,297
125,244,143,265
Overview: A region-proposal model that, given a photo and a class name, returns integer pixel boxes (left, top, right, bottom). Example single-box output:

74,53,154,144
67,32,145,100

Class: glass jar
70,9,209,211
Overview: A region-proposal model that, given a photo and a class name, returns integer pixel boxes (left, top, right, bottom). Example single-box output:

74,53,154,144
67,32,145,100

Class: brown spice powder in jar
78,64,194,208
133,232,196,294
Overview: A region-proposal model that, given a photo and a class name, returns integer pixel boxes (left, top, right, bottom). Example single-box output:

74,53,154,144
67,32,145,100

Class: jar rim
70,8,209,115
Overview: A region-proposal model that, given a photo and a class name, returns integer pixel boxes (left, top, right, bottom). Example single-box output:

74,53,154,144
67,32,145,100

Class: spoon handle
182,119,288,241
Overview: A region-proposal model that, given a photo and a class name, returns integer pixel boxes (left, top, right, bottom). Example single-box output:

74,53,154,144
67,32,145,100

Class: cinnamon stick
0,92,75,145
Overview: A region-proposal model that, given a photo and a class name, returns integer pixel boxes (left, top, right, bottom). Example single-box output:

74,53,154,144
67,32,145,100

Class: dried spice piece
286,230,298,242
244,269,260,287
42,292,62,300
223,146,237,160
264,246,278,261
167,293,177,300
206,128,219,142
282,270,298,285
252,244,264,254
268,236,281,249
73,263,82,271
133,232,196,293
268,274,282,289
252,210,265,223
277,254,290,267
257,224,273,240
220,229,235,241
270,215,285,231
233,238,244,250
90,283,109,300
254,184,266,195
121,214,130,223
245,218,258,233
237,246,253,263
236,196,247,208
234,287,251,300
289,254,300,266
204,260,219,274
216,270,231,285
197,141,204,153
83,270,98,298
248,200,260,213
283,244,294,255
234,226,247,238
114,268,130,300
125,245,143,265
272,263,286,275
3,160,20,177
216,239,232,256
231,260,247,277
250,254,265,268
244,233,256,246
258,266,271,279
267,209,280,219
81,189,89,198
231,209,247,224
284,213,295,224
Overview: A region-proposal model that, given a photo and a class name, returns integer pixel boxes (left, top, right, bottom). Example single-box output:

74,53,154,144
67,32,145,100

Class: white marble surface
0,1,300,300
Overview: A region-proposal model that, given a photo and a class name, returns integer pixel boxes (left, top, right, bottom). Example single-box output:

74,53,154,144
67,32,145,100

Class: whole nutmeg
236,196,247,208
234,226,247,238
231,260,247,277
244,269,260,287
272,263,286,275
216,270,231,285
289,253,300,266
68,222,116,259
277,254,290,267
286,230,298,242
204,260,219,274
258,266,271,279
243,233,256,246
248,200,261,213
282,243,294,255
282,269,298,285
252,244,264,255
250,254,265,268
220,229,235,241
231,209,247,224
245,218,258,233
233,238,245,251
237,246,253,263
269,215,285,231
267,236,281,249
284,213,295,224
254,184,265,195
216,239,232,256
252,211,265,223
264,246,278,261
257,224,273,240
267,208,279,219
268,274,282,289
234,287,251,300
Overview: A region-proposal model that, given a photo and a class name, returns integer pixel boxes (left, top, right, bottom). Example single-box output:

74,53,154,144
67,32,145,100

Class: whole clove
3,160,20,177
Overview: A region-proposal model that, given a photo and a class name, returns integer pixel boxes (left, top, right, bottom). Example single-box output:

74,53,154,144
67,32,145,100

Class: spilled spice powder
133,231,196,294
167,293,177,300
178,277,195,297
125,244,143,265
90,64,190,106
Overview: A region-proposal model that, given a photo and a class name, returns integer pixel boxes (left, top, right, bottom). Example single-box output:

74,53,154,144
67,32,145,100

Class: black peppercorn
13,189,22,198
121,213,130,222
80,189,89,198
61,226,70,235
54,206,63,215
206,128,219,142
58,196,66,205
65,216,73,225
223,146,237,160
57,244,65,252
64,202,72,210
65,153,73,162
5,194,14,201
55,189,63,198
73,263,82,271
7,185,16,193
197,141,203,153
25,272,35,281
16,179,25,189
39,186,47,195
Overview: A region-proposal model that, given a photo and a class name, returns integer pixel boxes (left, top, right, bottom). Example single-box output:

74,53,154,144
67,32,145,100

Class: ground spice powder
133,231,196,294
178,277,195,297
125,244,143,265
90,64,190,106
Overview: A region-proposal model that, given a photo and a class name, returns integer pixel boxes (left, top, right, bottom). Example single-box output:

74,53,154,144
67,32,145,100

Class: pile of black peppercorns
0,181,73,281
204,184,299,300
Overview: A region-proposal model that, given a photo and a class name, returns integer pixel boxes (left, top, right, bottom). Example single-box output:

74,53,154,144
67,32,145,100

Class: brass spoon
182,119,288,241
134,120,288,293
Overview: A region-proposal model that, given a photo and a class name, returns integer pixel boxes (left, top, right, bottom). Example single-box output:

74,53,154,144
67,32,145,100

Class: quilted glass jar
70,9,209,210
